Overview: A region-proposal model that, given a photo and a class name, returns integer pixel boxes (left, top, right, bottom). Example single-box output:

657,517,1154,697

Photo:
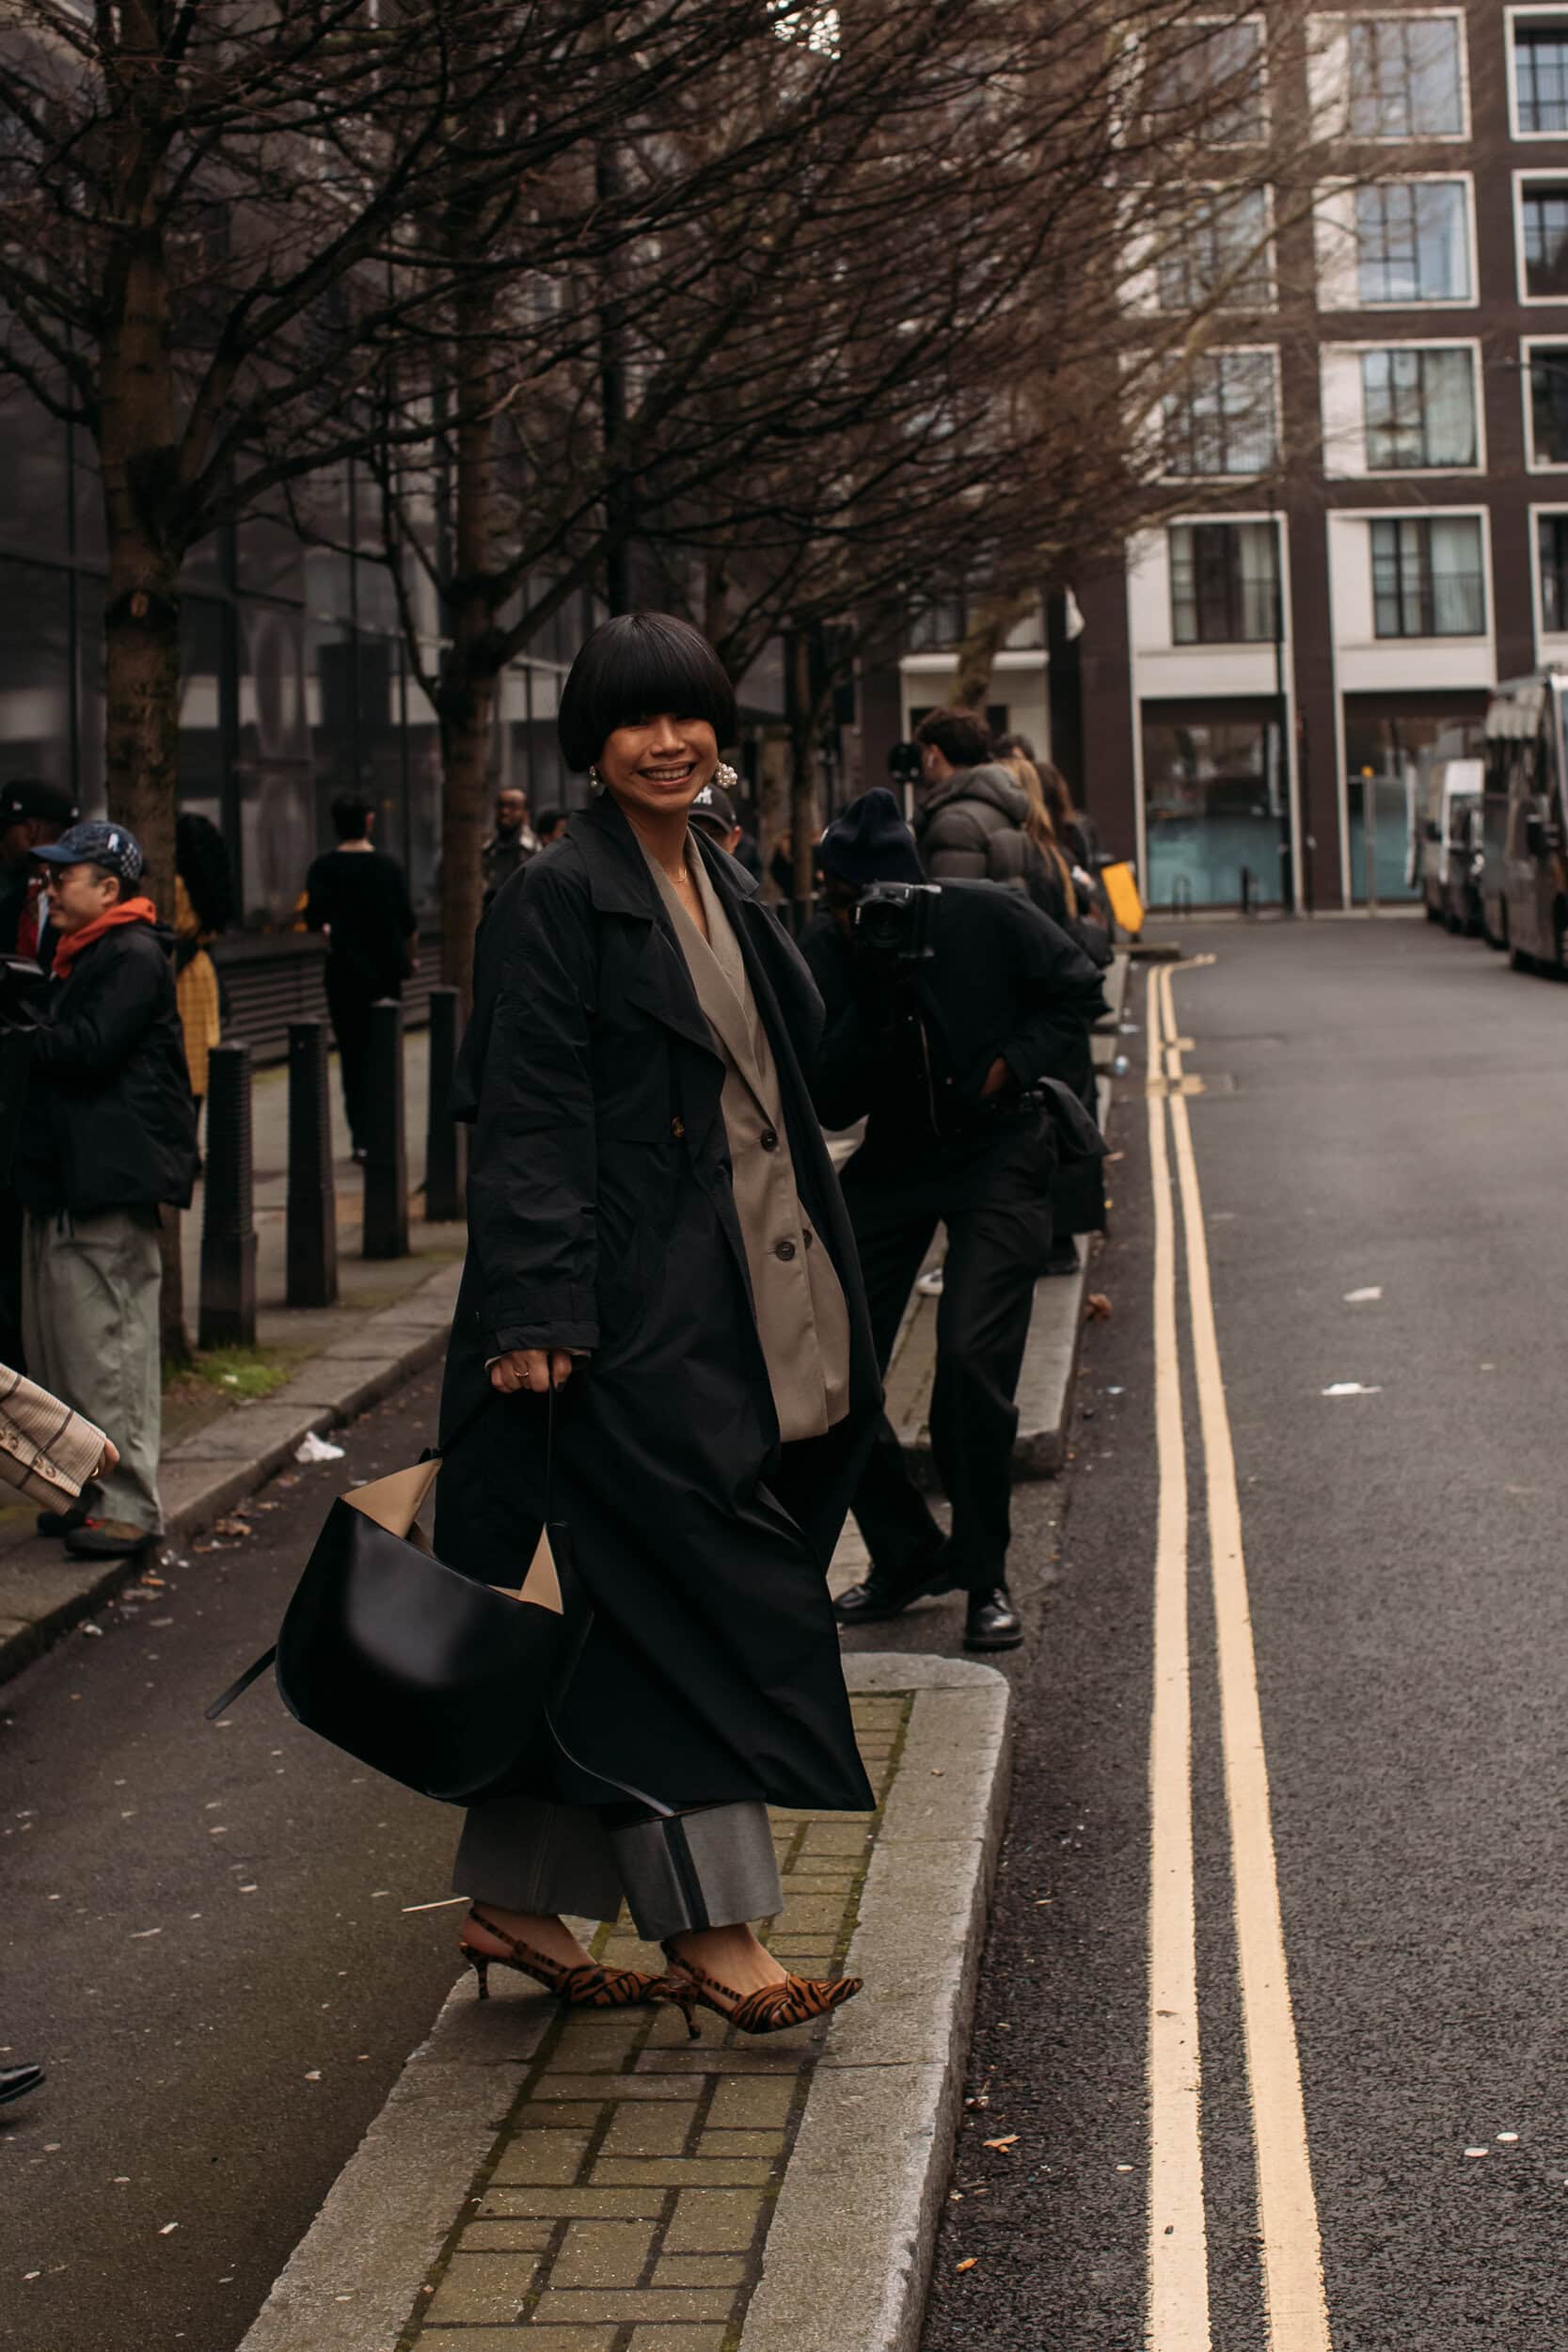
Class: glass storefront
1141,705,1291,908
0,398,585,931
1342,698,1486,903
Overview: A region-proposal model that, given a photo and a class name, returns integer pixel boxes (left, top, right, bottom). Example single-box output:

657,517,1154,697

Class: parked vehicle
1417,757,1484,929
1441,792,1485,935
1482,670,1568,973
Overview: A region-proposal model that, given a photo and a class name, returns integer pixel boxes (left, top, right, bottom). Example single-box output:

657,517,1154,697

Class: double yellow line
1145,963,1331,2352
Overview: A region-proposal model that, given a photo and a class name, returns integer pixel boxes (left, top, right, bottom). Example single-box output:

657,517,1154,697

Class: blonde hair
1000,754,1077,918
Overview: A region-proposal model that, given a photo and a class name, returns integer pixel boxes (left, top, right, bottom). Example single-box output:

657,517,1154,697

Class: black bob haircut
557,612,737,775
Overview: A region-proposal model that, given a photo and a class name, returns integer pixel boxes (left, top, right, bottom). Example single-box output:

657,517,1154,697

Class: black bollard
286,1020,339,1309
198,1042,257,1349
424,985,467,1222
362,997,409,1260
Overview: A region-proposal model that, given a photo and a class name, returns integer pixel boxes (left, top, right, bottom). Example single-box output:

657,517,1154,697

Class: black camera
853,882,940,961
887,740,923,787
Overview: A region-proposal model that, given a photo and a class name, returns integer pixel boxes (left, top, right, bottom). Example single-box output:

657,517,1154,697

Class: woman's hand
489,1348,576,1396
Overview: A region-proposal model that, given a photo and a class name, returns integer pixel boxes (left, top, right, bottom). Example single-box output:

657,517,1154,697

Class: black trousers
325,971,398,1153
843,1113,1055,1594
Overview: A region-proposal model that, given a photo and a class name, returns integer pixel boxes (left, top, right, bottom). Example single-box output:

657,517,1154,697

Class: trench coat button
671,1116,686,1138
775,1239,798,1262
760,1127,779,1151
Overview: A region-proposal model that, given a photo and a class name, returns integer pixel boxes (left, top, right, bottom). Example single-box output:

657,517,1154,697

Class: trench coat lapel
574,797,721,1063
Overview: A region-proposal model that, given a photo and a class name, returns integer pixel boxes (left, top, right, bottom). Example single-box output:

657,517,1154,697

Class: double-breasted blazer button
671,1116,686,1138
760,1127,779,1151
774,1239,798,1262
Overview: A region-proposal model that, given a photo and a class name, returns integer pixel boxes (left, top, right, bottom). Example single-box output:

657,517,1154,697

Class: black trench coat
435,794,880,1815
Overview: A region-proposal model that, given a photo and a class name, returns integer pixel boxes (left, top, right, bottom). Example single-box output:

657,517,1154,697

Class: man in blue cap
16,819,198,1559
800,788,1107,1652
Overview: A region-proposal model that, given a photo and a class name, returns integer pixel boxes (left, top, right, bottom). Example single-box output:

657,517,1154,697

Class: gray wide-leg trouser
22,1206,164,1534
453,1795,783,1943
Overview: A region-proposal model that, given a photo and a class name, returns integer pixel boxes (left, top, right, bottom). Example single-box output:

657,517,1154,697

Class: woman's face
599,713,718,822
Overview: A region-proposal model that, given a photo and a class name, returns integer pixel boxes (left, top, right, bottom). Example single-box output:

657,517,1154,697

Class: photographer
801,789,1108,1652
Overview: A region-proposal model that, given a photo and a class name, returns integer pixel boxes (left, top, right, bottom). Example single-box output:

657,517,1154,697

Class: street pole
1270,494,1295,914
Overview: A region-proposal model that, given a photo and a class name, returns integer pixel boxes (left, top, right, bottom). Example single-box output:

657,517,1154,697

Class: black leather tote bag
206,1384,599,1807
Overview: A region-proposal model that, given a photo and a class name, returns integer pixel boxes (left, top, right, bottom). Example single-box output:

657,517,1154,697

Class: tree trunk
437,620,499,1016
103,552,182,913
948,587,1039,720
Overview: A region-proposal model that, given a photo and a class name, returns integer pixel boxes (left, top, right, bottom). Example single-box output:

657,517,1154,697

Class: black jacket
16,920,198,1216
436,793,880,1816
800,881,1108,1156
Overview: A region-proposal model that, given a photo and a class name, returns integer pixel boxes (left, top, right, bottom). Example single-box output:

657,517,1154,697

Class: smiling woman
434,612,879,2037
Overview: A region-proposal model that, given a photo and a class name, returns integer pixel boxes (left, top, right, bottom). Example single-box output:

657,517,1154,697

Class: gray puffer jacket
915,763,1042,892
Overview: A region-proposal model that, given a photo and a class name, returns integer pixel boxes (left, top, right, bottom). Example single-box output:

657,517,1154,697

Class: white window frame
1164,514,1285,644
1507,7,1568,142
1313,174,1478,310
1363,511,1489,641
1156,344,1284,481
1520,334,1568,469
1307,9,1470,142
1320,338,1485,477
1124,181,1278,315
1529,502,1568,647
1144,12,1271,146
1513,170,1568,306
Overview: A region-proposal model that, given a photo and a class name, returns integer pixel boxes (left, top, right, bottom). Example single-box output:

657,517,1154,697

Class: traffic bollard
424,985,467,1222
198,1041,257,1349
286,1020,338,1309
362,997,409,1260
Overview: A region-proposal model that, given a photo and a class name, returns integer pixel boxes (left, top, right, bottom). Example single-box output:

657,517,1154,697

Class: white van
1417,756,1485,926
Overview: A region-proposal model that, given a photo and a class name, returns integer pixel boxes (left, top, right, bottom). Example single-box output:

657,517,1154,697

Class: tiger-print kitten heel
653,1943,863,2038
461,1908,665,2010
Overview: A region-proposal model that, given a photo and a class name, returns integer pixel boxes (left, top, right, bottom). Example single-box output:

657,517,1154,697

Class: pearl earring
713,761,738,793
588,764,606,796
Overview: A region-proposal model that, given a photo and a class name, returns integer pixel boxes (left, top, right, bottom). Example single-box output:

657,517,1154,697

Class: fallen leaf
158,2222,178,2235
983,2135,1019,2150
211,1517,253,1539
1085,1293,1112,1321
956,2257,978,2273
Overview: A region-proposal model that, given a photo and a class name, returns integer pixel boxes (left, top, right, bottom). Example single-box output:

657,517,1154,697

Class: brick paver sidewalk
403,1688,909,2351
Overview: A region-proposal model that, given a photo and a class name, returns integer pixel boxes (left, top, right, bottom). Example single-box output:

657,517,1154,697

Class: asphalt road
0,1369,465,2352
14,913,1568,2352
875,914,1568,2352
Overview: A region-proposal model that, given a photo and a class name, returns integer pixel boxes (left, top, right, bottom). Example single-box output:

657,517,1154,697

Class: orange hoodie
49,896,158,979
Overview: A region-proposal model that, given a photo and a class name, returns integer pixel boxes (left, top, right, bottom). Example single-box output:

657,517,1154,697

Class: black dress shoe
37,1484,101,1540
833,1543,959,1626
964,1585,1022,1652
0,2062,43,2107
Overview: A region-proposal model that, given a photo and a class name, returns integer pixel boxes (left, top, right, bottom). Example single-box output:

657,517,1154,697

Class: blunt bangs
557,612,738,773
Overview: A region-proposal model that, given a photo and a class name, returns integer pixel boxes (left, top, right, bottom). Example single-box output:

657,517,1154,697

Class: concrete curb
0,1258,463,1690
232,1651,1012,2352
739,1655,1012,2352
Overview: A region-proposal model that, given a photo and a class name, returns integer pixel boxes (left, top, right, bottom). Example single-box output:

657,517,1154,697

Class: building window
1169,520,1279,644
1162,350,1278,475
1345,15,1465,137
1531,345,1568,463
1147,19,1266,143
1515,22,1568,135
1155,188,1274,311
1360,347,1476,469
1353,182,1470,303
1522,183,1568,298
1541,515,1568,632
1370,516,1484,637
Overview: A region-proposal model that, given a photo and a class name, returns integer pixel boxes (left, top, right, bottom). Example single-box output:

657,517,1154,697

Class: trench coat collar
575,790,765,1067
576,790,760,918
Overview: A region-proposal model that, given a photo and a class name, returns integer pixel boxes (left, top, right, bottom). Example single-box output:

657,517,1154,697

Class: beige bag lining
342,1458,562,1613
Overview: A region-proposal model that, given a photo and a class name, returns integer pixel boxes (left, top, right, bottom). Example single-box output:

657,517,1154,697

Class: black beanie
817,788,925,888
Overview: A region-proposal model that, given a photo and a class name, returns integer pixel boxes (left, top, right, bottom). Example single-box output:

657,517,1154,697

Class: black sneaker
833,1542,959,1626
64,1518,157,1561
964,1585,1022,1652
37,1484,102,1540
0,2062,42,2107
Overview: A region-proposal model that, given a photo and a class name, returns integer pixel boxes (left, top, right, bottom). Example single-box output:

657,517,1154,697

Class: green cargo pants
22,1206,164,1534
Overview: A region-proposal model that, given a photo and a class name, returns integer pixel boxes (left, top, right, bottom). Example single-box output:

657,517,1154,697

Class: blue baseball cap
34,819,146,888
